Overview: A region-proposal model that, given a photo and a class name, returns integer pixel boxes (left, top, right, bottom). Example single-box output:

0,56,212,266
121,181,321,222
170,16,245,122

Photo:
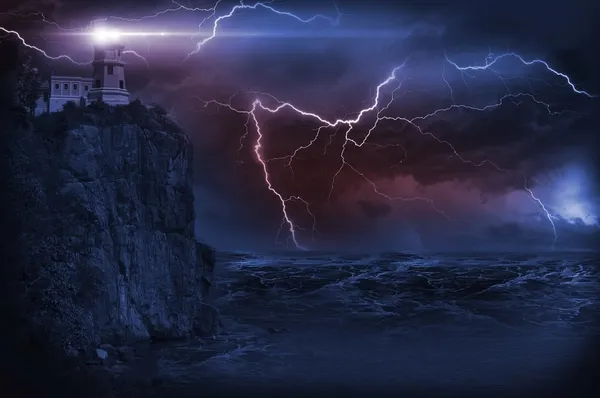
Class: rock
95,348,109,360
116,346,135,362
9,106,219,355
193,302,220,337
99,343,116,356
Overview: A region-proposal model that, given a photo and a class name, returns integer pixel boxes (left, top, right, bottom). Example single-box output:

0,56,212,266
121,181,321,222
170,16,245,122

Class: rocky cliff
9,101,217,355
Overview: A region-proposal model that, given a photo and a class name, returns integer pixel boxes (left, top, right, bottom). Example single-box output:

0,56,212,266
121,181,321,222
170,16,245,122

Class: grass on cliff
33,98,184,137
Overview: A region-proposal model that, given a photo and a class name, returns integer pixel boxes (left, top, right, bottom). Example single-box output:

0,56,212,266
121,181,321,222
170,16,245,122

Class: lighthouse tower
87,42,130,105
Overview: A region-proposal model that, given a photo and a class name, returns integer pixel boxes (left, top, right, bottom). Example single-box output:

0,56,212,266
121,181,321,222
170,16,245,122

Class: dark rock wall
11,114,216,354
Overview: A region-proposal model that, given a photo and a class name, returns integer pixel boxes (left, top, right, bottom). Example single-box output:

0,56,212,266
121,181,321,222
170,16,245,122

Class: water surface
148,252,600,396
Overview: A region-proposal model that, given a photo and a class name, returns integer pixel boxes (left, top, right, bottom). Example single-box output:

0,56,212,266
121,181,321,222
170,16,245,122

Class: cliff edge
8,100,217,355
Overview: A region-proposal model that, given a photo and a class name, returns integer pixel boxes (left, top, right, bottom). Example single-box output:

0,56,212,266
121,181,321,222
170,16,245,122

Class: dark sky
1,0,599,252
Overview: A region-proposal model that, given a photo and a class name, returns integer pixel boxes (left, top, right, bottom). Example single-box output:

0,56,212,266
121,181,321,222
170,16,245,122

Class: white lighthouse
87,41,130,105
34,29,133,114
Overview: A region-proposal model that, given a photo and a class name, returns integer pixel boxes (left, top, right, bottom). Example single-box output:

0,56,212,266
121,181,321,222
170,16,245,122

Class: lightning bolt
0,26,91,64
0,1,222,30
199,48,592,249
524,177,559,247
1,2,593,249
122,50,150,67
184,1,340,60
445,52,596,98
442,52,596,246
0,11,82,31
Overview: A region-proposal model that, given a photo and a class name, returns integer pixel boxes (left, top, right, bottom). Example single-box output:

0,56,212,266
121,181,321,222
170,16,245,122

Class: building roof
50,76,94,81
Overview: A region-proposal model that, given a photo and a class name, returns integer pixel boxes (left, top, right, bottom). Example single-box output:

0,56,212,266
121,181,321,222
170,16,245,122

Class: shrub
88,99,110,114
16,52,41,114
152,103,168,115
33,111,69,138
62,101,78,112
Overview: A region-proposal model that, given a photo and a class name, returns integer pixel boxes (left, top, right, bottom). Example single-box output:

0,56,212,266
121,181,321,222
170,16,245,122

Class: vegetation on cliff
35,98,183,138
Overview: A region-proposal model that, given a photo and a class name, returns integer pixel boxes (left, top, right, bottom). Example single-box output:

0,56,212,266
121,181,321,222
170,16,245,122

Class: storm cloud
2,0,598,251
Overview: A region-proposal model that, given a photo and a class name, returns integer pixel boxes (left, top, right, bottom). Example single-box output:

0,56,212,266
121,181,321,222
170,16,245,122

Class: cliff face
11,103,217,353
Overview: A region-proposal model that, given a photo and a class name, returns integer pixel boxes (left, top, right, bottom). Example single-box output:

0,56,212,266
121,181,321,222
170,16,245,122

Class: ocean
146,251,600,397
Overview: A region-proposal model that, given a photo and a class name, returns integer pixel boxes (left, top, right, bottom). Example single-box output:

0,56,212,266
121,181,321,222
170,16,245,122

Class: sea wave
151,252,600,391
213,252,599,334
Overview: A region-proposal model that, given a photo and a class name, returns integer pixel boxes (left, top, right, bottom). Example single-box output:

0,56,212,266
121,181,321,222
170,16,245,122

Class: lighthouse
87,40,130,105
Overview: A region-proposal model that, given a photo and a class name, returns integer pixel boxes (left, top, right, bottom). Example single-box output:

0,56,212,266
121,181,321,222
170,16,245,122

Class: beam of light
91,27,121,43
0,0,224,67
0,2,290,67
0,1,340,67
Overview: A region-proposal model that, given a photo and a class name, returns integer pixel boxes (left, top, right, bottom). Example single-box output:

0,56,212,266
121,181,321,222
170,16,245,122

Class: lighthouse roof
93,42,126,51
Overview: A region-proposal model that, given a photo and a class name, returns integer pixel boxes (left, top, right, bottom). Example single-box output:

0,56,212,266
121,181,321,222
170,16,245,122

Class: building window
54,83,59,90
84,85,88,91
95,79,101,88
119,80,124,89
117,50,121,57
64,83,68,90
107,65,114,75
73,83,78,90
